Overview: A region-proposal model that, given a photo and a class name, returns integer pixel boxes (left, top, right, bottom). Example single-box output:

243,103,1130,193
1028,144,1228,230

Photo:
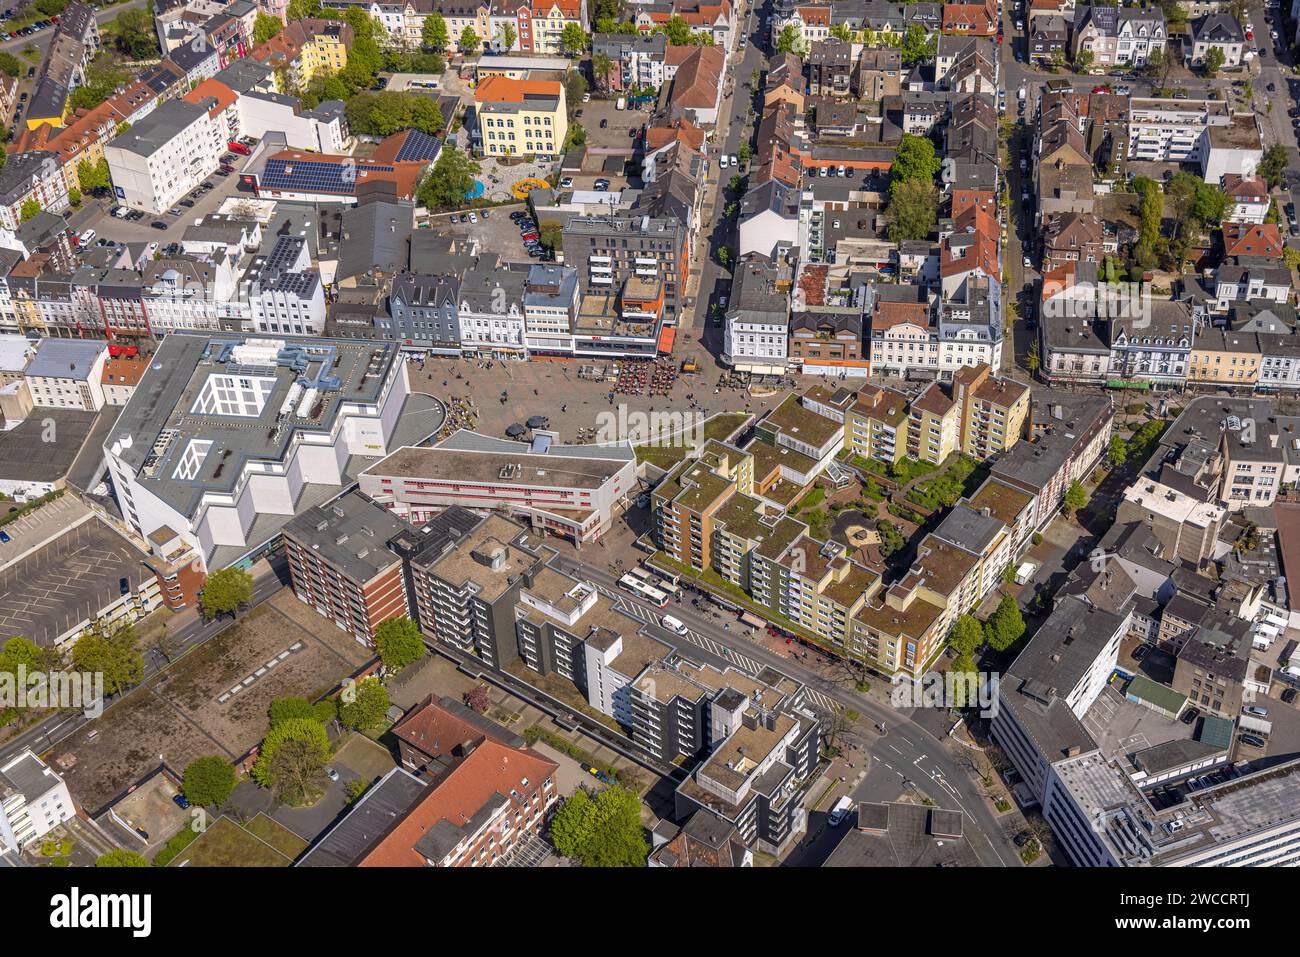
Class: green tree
339,677,389,733
890,133,941,186
253,12,283,44
96,850,149,867
374,617,425,671
113,8,161,59
829,22,852,41
496,21,516,51
1073,48,1094,72
549,785,648,866
560,21,589,56
737,141,751,165
886,177,938,242
0,52,23,77
182,756,237,807
950,613,984,658
899,23,936,67
565,71,589,118
458,25,481,54
288,0,322,19
1257,144,1288,188
67,187,81,207
71,621,142,698
19,198,40,222
661,14,698,45
251,717,331,805
1063,479,1089,515
984,594,1026,652
775,23,807,56
1202,45,1225,77
199,566,253,620
592,49,614,91
1025,338,1041,375
417,145,480,210
423,13,449,50
1106,434,1128,469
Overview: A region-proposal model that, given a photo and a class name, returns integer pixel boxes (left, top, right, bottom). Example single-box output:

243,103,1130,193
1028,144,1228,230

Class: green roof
1198,714,1234,750
1125,675,1187,716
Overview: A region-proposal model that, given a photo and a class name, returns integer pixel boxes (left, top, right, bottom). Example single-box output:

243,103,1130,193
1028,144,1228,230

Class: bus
618,574,668,608
653,579,681,600
627,566,656,585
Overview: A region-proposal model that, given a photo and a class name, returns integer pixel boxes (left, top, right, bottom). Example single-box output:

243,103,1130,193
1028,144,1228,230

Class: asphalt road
0,557,288,768
547,554,1021,866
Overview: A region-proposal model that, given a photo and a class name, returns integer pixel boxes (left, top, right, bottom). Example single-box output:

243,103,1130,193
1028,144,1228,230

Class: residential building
1189,12,1245,68
105,99,225,214
23,338,106,411
1071,4,1167,68
474,76,568,160
0,751,75,854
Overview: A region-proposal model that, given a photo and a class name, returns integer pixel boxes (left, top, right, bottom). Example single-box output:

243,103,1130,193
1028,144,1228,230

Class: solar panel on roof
259,158,394,195
393,130,442,164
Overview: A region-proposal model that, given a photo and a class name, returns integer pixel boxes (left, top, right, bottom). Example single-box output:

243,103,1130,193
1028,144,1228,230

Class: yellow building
1189,329,1262,387
952,363,1030,459
844,382,909,466
474,75,568,159
908,381,959,465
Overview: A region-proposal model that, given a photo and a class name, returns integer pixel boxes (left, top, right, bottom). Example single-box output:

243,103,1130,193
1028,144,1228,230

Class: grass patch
166,817,292,867
242,813,309,861
633,412,750,469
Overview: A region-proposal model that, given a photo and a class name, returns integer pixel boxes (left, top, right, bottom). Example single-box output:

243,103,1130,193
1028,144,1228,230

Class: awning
1106,379,1150,390
657,326,676,354
740,611,766,630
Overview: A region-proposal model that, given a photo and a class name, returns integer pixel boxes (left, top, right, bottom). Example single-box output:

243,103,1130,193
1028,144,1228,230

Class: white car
718,155,730,169
325,767,340,782
727,154,738,167
78,228,96,245
582,92,590,102
660,615,688,636
468,212,478,224
1023,255,1032,267
560,177,573,188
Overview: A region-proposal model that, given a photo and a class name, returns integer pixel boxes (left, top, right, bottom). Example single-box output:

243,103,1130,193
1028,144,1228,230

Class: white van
661,615,688,636
829,796,854,827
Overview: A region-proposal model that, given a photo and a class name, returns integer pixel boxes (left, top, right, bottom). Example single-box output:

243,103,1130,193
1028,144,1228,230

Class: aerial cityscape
0,0,1295,893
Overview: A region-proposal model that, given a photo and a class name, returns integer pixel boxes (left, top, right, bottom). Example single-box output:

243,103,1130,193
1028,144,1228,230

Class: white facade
105,99,225,215
0,751,74,853
237,92,349,153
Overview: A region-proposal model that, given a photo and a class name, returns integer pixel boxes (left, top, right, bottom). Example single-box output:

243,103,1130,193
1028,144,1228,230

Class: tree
1073,49,1094,72
458,25,481,54
829,22,852,41
67,187,81,207
775,23,807,56
253,12,283,44
539,221,563,250
1257,144,1288,188
375,616,425,671
287,0,322,19
182,756,237,807
199,566,253,620
890,133,941,187
717,245,733,268
96,850,149,867
463,685,491,714
984,595,1026,652
1202,45,1225,77
564,71,589,119
423,12,449,50
886,177,938,242
269,695,335,726
339,677,389,733
1063,479,1089,516
418,145,480,210
950,613,984,658
113,8,161,59
251,717,331,805
592,49,614,92
899,23,936,67
71,621,142,698
876,519,905,558
1106,434,1128,470
1047,49,1066,72
737,141,751,165
19,198,40,222
549,785,648,866
496,21,516,51
1025,338,1041,375
560,21,589,56
0,52,22,77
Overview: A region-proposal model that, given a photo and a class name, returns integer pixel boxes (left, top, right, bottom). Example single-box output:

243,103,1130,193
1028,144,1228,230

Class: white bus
627,566,656,585
618,574,668,608
654,579,681,600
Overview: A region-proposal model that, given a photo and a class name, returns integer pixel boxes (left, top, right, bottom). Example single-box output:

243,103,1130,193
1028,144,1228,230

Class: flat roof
283,490,412,583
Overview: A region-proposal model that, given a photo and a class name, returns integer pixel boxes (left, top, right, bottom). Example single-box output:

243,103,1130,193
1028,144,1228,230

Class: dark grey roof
337,200,415,282
283,490,413,582
933,504,1006,556
296,768,428,867
111,99,207,158
825,802,981,867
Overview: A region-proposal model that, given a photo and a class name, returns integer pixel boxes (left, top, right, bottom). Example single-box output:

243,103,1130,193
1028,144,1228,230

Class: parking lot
422,203,541,262
0,518,154,648
98,770,191,857
0,493,92,571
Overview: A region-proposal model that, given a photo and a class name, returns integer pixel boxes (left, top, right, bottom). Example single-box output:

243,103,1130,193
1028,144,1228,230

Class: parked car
325,767,340,782
172,794,189,810
179,199,195,208
467,212,477,223
150,220,168,230
1013,831,1033,847
1181,706,1201,725
1239,733,1267,749
559,176,573,188
0,529,10,544
77,228,96,245
1244,705,1269,717
1282,688,1297,704
593,178,610,191
521,231,539,241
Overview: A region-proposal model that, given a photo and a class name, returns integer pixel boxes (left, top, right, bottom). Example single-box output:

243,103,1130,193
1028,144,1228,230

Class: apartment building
561,214,689,325
243,235,327,336
952,363,1030,459
908,382,960,465
844,382,909,467
282,490,413,647
1161,397,1287,509
23,338,107,411
723,257,792,374
474,76,568,160
401,510,544,671
1188,329,1262,388
0,150,70,230
0,751,74,854
1071,4,1166,67
105,99,225,214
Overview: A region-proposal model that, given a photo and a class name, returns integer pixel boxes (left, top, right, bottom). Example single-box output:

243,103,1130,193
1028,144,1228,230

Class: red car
1246,30,1254,39
1092,85,1107,94
227,141,251,155
996,33,1003,43
521,231,539,241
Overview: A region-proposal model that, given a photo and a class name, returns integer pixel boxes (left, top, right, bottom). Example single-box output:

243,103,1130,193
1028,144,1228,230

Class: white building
23,338,107,411
105,99,225,215
723,259,790,374
242,235,326,336
104,334,412,571
237,91,350,154
0,750,74,854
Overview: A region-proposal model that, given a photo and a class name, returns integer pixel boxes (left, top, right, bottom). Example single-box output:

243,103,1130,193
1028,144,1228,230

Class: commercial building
23,338,107,411
360,429,636,545
104,334,413,573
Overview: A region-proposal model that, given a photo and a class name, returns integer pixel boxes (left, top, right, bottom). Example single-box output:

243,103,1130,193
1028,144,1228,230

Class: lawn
242,813,309,861
909,454,982,511
633,412,750,469
167,817,293,867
